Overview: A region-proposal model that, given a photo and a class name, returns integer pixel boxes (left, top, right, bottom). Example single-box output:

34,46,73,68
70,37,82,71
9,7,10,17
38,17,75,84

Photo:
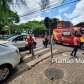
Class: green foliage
13,20,47,35
44,17,51,29
51,18,59,28
44,17,59,29
25,21,46,30
0,0,19,34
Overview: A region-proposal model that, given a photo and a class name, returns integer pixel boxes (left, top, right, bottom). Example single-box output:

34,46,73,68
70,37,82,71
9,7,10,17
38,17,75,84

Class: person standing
43,32,49,48
71,31,80,58
26,34,34,57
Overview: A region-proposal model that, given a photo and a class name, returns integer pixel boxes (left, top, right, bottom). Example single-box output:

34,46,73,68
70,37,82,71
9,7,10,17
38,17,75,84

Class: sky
10,0,84,25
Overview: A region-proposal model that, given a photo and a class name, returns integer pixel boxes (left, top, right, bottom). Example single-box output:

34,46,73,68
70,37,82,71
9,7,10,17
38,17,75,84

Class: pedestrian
43,32,49,48
26,34,35,57
71,31,80,58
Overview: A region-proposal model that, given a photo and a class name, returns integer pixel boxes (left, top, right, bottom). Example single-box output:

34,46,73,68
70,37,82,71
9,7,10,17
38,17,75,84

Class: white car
7,35,36,49
7,35,27,49
0,43,20,81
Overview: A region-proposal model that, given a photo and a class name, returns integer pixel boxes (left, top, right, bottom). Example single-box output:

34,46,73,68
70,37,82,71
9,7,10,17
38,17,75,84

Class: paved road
2,39,84,84
35,38,44,48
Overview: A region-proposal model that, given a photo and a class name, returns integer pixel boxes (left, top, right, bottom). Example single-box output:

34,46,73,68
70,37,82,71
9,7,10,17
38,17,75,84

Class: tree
13,20,48,36
51,18,59,29
74,22,84,27
44,17,52,29
44,17,59,30
0,0,19,34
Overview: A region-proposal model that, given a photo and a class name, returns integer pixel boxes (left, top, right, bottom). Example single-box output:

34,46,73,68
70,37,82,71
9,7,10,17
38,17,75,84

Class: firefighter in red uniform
26,34,34,56
71,31,80,58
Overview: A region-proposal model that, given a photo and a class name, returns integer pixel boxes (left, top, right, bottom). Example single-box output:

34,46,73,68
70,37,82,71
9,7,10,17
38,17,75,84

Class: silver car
7,35,36,49
7,35,27,49
0,44,20,81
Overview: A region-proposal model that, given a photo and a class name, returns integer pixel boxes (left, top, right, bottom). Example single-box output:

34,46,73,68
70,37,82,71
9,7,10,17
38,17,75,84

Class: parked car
0,43,20,81
7,35,27,49
7,35,36,50
0,34,14,40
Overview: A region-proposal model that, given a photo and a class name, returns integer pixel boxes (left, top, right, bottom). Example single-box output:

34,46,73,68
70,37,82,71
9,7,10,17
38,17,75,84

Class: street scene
1,42,84,84
0,0,84,84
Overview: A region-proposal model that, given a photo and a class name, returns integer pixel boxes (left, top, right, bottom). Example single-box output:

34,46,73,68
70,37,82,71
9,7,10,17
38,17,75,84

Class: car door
0,45,11,64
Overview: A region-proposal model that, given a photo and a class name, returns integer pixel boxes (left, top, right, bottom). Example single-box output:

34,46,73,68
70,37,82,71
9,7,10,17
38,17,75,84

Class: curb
26,49,58,69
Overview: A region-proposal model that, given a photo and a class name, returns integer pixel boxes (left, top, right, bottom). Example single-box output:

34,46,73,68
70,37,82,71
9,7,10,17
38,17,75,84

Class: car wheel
0,66,10,81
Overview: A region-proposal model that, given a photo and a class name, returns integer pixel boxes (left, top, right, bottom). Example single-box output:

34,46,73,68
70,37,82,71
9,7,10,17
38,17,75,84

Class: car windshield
62,31,71,36
7,36,17,41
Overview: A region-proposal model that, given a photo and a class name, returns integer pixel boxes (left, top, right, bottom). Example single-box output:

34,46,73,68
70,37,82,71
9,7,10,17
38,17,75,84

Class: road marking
62,53,67,56
23,48,50,60
26,49,58,68
20,47,43,55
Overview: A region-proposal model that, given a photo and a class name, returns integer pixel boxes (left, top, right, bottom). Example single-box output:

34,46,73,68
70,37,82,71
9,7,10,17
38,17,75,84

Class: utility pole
41,1,53,62
49,22,53,62
44,17,53,63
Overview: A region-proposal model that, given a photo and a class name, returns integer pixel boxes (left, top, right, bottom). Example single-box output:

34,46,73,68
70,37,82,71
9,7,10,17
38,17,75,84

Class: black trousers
28,45,32,53
71,45,79,57
29,44,34,57
43,40,48,48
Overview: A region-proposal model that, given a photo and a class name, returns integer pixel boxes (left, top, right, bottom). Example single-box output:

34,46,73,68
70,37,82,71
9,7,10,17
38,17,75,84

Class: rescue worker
71,31,80,58
26,34,34,56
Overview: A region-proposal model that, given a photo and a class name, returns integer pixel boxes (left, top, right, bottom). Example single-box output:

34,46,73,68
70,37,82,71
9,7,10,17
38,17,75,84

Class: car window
23,35,27,40
15,36,23,41
8,36,17,41
62,31,71,36
81,28,84,34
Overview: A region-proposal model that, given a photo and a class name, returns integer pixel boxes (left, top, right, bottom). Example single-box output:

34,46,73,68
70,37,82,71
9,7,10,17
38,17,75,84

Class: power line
20,0,78,17
20,1,64,17
20,0,79,17
21,2,77,21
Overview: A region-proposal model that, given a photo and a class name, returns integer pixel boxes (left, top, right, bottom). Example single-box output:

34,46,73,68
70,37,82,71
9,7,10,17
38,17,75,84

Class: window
13,36,23,41
17,36,23,41
23,35,27,40
62,31,71,36
81,28,84,34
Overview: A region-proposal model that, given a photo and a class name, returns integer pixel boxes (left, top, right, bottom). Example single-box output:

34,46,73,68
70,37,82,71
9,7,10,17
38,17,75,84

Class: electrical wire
19,1,64,17
20,0,79,17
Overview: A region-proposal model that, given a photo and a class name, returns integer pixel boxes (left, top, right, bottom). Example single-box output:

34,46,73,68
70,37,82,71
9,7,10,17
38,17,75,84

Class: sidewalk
8,48,84,84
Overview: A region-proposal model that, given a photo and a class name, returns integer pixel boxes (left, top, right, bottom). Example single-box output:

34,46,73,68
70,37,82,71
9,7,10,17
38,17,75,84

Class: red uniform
71,36,80,57
74,37,80,46
26,35,34,54
26,36,34,45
